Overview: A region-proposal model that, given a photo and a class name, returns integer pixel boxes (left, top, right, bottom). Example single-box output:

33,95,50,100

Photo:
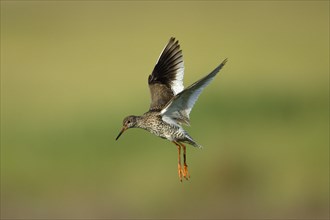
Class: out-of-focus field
1,1,328,219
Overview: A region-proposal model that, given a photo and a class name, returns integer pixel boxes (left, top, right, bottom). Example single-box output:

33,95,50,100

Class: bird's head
115,115,138,140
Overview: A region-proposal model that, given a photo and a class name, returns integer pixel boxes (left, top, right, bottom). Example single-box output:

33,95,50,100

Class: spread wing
148,37,184,111
161,58,228,126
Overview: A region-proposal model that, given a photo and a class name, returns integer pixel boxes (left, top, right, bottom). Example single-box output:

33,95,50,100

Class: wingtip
222,58,228,66
217,58,228,70
169,37,177,43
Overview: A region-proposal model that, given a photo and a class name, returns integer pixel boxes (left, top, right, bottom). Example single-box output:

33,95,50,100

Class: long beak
115,126,127,140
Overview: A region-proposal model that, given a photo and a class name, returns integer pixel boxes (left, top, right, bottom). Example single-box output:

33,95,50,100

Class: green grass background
1,1,329,219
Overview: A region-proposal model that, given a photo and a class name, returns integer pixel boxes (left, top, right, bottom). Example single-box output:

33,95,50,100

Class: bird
116,37,227,181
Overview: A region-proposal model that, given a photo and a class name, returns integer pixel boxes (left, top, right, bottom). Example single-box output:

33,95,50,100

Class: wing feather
148,37,184,111
161,59,228,126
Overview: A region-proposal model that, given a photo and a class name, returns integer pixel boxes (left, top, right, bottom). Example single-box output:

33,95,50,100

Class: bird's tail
184,134,202,149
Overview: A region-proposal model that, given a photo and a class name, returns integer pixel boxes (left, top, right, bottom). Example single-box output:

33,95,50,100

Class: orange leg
173,141,183,181
179,143,190,180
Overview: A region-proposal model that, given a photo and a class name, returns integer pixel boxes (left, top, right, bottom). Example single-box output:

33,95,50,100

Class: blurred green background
1,1,329,219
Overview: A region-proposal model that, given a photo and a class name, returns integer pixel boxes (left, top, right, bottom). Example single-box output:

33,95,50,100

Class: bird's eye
127,120,131,124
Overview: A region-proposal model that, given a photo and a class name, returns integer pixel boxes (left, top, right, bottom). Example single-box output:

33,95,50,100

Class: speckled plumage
135,111,200,147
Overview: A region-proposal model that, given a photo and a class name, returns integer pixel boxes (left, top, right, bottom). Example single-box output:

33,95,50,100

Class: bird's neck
135,115,155,131
134,115,145,128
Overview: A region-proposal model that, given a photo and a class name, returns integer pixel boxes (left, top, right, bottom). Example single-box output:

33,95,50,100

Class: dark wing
148,37,184,111
161,59,228,126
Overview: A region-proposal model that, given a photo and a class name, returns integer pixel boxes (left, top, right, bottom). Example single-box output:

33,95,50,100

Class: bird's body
116,37,227,181
128,111,200,147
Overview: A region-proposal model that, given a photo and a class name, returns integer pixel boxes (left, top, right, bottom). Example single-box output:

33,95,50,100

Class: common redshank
116,37,227,181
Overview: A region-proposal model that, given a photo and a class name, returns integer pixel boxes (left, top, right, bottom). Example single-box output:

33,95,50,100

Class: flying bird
116,37,227,181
